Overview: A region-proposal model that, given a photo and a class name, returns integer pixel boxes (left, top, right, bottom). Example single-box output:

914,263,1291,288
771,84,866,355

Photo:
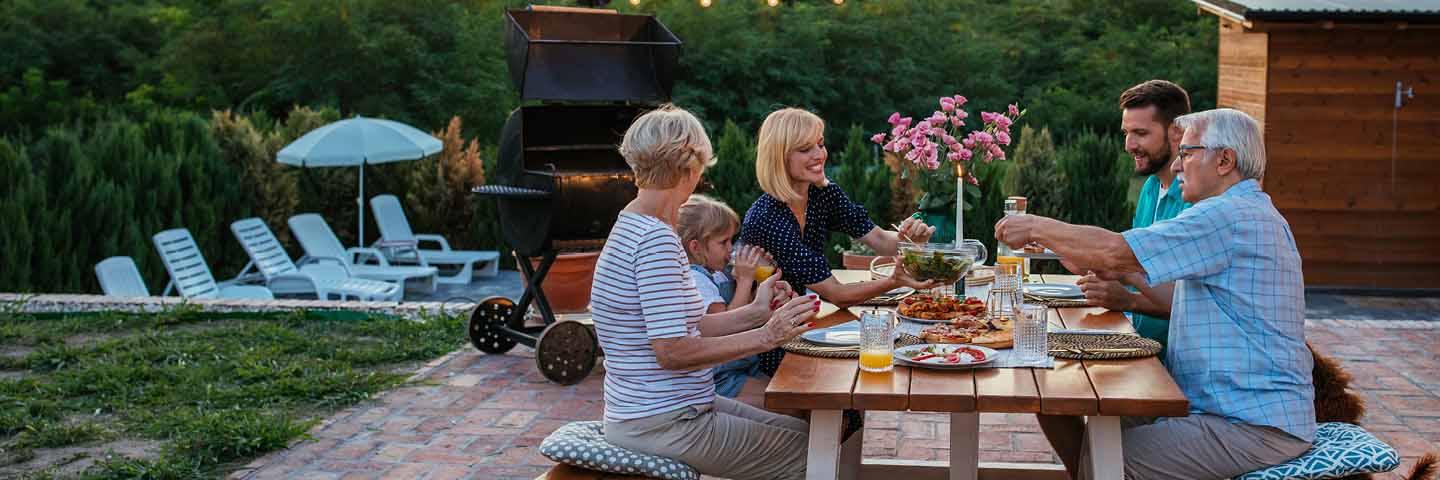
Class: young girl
677,194,774,398
678,195,771,313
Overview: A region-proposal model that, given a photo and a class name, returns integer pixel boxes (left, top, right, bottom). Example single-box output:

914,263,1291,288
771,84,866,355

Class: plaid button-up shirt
1122,179,1315,442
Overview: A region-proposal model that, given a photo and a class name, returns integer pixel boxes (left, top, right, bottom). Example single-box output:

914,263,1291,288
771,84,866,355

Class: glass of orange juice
752,256,776,282
858,310,895,372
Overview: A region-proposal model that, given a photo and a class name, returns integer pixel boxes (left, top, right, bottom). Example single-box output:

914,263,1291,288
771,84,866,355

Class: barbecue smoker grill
469,6,681,385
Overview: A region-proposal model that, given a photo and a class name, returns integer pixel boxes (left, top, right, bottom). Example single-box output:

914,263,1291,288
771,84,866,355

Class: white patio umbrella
278,115,442,248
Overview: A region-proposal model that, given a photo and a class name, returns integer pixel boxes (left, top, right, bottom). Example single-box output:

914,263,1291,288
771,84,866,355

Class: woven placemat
1024,294,1092,308
1049,333,1161,360
783,333,925,358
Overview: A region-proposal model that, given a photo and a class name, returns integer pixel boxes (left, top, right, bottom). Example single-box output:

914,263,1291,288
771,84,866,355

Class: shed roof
1199,0,1440,21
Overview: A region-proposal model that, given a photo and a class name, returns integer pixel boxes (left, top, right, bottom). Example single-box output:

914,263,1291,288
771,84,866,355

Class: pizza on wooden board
919,316,1014,349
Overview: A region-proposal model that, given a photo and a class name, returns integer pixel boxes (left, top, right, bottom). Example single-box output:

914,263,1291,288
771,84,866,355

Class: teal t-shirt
1130,174,1191,351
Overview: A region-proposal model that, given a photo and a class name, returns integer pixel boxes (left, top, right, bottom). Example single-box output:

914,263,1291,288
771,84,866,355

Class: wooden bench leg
1085,416,1123,480
950,412,979,480
808,410,844,480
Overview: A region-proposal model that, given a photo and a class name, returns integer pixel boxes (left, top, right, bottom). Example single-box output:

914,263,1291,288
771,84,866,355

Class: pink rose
871,133,887,145
962,138,976,149
953,95,968,106
891,125,906,137
975,131,994,145
996,131,1011,146
958,148,973,161
899,116,913,127
955,110,969,119
996,115,1013,129
950,116,965,127
888,112,901,125
989,144,1005,160
942,134,958,146
905,149,921,162
1008,104,1020,117
947,151,961,161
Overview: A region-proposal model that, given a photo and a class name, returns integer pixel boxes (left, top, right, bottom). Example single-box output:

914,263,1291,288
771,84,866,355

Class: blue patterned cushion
1236,422,1400,480
539,421,699,480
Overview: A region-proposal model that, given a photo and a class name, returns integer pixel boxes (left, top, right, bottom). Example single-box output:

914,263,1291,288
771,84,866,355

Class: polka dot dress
740,183,877,294
742,183,873,440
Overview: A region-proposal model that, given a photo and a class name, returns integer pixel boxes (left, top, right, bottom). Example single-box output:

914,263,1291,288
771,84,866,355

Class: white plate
799,321,861,346
1016,250,1062,260
885,286,915,296
893,344,998,368
1024,283,1084,299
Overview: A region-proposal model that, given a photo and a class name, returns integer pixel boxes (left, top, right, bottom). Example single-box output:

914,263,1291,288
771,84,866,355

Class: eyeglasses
1178,144,1217,161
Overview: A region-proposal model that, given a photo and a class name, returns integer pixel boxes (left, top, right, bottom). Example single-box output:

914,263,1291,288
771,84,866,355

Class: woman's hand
762,294,820,348
751,269,783,309
896,216,936,245
888,257,941,290
731,244,765,284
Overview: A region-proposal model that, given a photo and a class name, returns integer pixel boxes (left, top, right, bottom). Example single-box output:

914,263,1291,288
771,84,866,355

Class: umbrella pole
358,163,365,249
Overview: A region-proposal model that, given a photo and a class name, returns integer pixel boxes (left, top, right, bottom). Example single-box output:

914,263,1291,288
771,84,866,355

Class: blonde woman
740,107,939,307
592,104,817,480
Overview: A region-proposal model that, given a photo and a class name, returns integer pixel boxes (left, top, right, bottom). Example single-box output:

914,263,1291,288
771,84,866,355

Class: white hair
1174,108,1266,181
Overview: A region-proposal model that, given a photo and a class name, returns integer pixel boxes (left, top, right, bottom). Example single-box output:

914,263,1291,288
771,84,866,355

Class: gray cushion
538,421,699,480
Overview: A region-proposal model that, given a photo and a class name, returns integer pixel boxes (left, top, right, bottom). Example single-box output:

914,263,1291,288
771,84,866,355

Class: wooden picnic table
765,272,1189,480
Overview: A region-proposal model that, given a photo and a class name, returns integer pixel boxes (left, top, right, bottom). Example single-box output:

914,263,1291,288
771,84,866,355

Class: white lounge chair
95,256,151,297
151,229,275,300
369,194,499,284
288,213,438,296
230,218,401,302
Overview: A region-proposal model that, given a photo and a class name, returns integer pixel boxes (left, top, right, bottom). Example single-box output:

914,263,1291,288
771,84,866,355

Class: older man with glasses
994,108,1314,479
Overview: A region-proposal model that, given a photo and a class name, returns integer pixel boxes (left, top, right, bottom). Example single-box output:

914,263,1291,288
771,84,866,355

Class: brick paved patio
230,319,1440,480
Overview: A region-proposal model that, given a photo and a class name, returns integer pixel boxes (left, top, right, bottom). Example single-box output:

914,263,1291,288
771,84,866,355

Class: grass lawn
0,304,465,479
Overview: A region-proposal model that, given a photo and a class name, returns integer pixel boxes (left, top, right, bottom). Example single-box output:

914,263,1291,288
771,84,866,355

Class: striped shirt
1122,179,1315,441
592,212,714,422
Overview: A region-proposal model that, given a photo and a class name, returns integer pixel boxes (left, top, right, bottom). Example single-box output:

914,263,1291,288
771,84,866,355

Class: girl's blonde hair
619,104,715,189
756,108,828,203
677,194,739,264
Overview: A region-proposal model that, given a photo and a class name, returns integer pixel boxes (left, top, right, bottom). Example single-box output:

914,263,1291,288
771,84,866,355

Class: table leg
807,410,843,480
949,412,978,480
840,420,863,480
1085,416,1123,480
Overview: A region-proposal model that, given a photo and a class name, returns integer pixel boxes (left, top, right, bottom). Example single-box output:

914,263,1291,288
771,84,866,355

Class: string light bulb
767,0,779,6
700,0,712,6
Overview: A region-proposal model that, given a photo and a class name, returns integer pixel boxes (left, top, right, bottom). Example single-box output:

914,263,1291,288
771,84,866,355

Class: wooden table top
765,272,1189,417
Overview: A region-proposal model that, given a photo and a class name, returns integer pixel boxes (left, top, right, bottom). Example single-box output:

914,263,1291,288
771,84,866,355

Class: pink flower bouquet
872,95,1024,188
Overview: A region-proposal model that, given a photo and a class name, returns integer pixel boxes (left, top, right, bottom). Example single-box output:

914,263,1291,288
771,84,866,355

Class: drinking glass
858,309,895,373
1016,304,1050,363
733,240,776,282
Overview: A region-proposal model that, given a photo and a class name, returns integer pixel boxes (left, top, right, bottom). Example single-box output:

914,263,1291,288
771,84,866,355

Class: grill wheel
468,297,519,354
535,320,599,385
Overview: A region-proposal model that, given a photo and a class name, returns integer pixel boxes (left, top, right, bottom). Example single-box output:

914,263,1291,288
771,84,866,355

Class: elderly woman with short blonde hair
591,104,817,480
742,107,939,307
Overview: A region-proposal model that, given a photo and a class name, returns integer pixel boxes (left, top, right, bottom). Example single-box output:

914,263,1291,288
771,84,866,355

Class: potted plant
518,247,602,314
836,238,881,270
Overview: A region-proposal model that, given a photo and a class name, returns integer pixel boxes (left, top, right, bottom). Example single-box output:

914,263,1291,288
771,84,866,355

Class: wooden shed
1194,0,1440,289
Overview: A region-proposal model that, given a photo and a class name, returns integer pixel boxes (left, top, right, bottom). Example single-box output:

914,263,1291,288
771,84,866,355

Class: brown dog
1310,343,1436,480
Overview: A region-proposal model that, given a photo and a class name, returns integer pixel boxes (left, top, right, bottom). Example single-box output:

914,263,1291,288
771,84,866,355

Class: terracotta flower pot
519,251,601,314
842,252,881,270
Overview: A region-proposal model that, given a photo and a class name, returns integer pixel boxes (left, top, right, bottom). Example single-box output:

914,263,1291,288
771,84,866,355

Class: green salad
900,249,972,284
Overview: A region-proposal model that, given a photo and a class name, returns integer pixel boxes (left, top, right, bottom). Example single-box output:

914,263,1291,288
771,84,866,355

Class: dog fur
1309,343,1436,480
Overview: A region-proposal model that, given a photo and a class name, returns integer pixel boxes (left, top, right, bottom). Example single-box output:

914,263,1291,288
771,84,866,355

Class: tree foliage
0,0,1220,292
